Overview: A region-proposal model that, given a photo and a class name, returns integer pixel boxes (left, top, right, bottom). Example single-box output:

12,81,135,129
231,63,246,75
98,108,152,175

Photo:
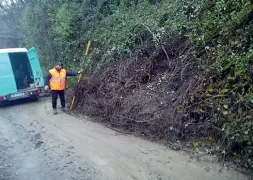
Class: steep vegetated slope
73,0,253,170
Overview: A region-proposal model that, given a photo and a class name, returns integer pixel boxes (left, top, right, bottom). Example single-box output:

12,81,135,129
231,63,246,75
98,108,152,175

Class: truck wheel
0,101,8,107
30,95,39,101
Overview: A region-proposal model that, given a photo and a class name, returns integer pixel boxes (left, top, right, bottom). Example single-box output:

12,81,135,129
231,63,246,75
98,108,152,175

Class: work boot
61,107,68,112
53,109,57,115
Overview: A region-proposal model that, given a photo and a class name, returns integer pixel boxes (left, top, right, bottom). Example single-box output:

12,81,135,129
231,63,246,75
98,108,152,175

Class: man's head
55,62,63,71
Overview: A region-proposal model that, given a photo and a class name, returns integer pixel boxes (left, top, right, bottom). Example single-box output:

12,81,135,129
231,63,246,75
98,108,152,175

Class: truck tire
0,101,8,107
30,95,39,101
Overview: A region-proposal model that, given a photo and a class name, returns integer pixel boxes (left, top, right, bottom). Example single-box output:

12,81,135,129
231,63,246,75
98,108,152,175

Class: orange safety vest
49,68,67,90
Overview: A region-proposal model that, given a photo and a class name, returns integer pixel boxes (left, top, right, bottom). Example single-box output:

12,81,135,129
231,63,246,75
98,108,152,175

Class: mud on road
0,99,250,180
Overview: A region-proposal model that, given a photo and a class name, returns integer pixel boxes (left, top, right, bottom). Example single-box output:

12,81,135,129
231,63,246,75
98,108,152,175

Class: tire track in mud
0,134,16,180
0,100,250,180
0,112,99,180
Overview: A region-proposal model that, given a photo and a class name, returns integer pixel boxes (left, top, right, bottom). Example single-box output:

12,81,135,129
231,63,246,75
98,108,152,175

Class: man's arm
66,71,78,76
45,71,79,84
45,73,52,86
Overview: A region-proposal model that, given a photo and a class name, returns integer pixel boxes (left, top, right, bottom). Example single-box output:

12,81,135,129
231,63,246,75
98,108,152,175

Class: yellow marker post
85,40,91,56
70,41,91,110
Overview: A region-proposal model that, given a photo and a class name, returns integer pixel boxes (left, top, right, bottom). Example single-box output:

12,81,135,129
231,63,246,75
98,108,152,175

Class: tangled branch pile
75,33,205,142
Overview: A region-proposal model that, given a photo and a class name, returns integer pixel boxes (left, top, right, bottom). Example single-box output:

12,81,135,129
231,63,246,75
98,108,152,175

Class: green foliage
0,0,24,48
54,3,75,38
173,0,253,169
88,2,166,63
21,0,57,69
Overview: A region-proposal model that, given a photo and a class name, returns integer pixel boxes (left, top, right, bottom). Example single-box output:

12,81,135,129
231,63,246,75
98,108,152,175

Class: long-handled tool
70,40,91,110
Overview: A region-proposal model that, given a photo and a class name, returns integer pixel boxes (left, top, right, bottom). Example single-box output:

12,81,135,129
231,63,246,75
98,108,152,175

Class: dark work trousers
51,90,65,109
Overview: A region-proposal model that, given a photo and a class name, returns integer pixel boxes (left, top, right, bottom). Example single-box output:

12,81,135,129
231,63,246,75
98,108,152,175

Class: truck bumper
0,88,42,102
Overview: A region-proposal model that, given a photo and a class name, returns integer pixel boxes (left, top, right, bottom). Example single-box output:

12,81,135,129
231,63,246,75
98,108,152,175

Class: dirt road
0,99,249,180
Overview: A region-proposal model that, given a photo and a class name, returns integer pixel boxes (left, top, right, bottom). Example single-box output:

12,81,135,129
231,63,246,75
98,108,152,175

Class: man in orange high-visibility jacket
44,62,81,114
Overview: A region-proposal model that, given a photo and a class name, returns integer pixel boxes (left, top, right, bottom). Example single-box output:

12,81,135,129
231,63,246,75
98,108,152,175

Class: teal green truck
0,48,44,105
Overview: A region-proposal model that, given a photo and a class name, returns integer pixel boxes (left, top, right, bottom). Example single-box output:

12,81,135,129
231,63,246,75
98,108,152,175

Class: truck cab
0,48,44,105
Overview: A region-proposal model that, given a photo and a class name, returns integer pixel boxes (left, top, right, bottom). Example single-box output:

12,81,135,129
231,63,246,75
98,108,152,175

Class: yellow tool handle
70,96,75,109
70,41,91,110
85,40,91,56
78,73,82,83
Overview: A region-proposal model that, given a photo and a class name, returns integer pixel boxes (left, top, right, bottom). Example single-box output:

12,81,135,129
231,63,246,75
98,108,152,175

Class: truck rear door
0,53,17,96
28,47,44,87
